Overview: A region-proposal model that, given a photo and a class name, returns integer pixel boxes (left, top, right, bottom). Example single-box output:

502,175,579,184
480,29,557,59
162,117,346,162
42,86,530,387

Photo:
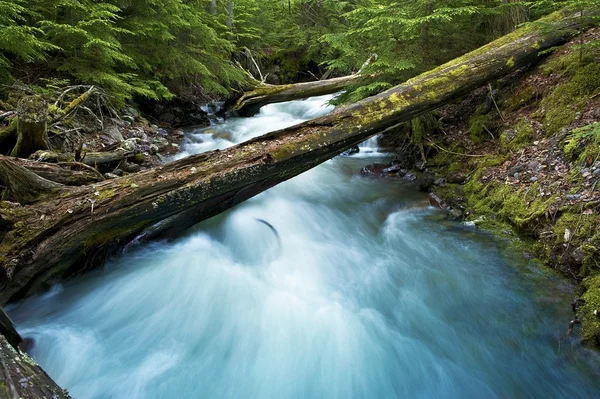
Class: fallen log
232,74,361,117
0,334,70,398
0,10,587,303
0,156,104,186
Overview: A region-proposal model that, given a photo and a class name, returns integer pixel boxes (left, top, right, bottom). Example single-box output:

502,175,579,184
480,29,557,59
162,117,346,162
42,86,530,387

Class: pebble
530,176,538,182
566,194,582,201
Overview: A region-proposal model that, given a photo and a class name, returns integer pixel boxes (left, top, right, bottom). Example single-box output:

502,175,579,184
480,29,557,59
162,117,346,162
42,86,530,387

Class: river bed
8,95,600,398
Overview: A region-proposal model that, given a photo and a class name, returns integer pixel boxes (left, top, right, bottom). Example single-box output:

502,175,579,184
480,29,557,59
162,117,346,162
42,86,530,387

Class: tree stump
11,97,50,158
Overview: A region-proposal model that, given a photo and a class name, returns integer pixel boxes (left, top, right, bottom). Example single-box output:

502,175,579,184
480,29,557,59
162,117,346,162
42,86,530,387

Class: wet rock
341,146,360,156
428,193,445,209
403,172,417,182
360,164,387,176
382,164,406,175
416,174,435,192
447,208,464,220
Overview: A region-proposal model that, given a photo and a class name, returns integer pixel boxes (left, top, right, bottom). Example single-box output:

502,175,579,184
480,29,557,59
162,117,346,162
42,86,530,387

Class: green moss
580,274,600,345
469,113,494,144
465,174,555,232
502,85,539,112
500,119,534,150
539,62,600,134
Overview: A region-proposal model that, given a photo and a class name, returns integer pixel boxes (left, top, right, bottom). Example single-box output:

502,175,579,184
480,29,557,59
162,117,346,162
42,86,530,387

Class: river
8,95,600,398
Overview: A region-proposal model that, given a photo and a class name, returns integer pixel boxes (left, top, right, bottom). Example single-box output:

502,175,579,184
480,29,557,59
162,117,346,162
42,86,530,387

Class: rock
434,178,446,186
152,137,170,152
360,163,388,176
121,138,140,152
105,125,124,142
104,173,120,179
149,144,159,155
121,115,135,124
132,153,145,164
508,165,522,176
382,164,405,175
527,160,540,171
416,174,435,192
530,176,538,182
568,246,585,267
446,173,466,185
566,194,581,201
447,208,464,220
341,146,360,156
175,129,185,137
160,112,175,124
157,128,169,136
113,169,124,176
403,172,417,182
124,162,141,173
415,161,426,171
428,193,445,209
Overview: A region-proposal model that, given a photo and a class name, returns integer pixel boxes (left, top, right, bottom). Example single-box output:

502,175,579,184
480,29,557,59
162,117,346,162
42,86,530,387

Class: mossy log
0,156,103,186
0,334,70,398
0,10,587,304
232,74,361,116
11,98,49,159
80,149,133,167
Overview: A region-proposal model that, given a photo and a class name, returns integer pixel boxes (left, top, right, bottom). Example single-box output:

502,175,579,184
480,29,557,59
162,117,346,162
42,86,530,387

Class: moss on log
0,10,588,304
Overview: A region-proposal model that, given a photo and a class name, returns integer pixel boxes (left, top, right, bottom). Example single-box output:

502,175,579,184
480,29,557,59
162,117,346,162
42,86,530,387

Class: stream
8,95,600,398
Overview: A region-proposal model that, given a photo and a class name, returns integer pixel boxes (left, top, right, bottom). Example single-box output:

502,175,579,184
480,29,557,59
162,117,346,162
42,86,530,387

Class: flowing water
8,95,600,398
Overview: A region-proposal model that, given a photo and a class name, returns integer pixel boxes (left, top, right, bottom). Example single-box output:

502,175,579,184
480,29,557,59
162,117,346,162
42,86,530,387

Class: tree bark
0,334,70,398
0,10,587,304
10,97,49,158
232,74,362,116
0,156,104,186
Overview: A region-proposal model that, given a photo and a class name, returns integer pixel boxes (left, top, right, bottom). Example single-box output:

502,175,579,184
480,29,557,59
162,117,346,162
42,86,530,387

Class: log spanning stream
7,95,600,398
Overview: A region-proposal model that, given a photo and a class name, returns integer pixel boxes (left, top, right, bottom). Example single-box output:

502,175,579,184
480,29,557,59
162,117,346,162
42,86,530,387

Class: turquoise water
9,96,600,398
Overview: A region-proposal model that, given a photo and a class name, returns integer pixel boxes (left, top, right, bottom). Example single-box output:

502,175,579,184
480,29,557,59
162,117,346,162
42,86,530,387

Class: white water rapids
8,95,600,398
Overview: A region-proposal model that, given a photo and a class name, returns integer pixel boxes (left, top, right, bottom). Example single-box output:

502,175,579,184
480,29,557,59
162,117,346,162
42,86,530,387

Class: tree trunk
10,97,49,158
0,334,70,398
0,10,587,304
232,74,362,116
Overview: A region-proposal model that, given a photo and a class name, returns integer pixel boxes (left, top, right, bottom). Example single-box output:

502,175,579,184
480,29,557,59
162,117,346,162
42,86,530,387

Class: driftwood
0,10,587,304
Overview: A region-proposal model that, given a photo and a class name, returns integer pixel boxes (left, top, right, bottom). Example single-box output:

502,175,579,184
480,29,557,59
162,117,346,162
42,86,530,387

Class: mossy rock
469,113,494,144
580,274,600,346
